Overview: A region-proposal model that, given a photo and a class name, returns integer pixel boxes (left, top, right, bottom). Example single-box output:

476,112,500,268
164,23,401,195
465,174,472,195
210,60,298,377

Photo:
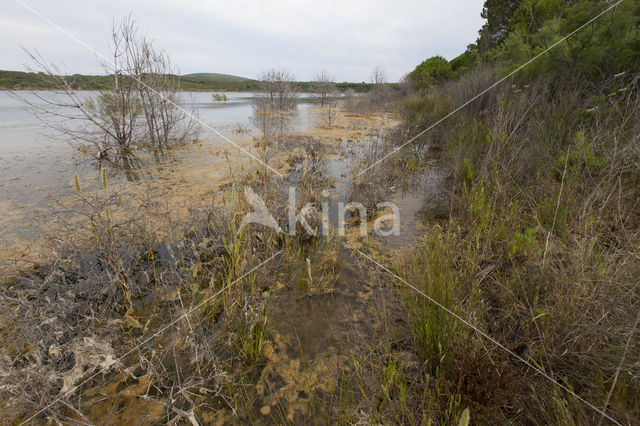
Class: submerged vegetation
1,0,639,424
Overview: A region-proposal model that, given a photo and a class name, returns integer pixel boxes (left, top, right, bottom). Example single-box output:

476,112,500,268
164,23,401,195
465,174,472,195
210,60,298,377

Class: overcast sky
3,0,485,82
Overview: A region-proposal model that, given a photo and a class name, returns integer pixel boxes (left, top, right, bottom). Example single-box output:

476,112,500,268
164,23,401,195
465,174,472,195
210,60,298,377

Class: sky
2,0,485,82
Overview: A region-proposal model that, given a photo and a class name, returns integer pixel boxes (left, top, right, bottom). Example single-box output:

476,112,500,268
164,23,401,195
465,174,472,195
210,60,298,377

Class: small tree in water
312,69,336,106
15,16,199,161
254,67,298,112
250,67,298,156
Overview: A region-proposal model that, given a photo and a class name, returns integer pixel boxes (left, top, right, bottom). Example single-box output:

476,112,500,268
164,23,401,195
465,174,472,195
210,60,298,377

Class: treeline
410,0,640,90
0,69,374,93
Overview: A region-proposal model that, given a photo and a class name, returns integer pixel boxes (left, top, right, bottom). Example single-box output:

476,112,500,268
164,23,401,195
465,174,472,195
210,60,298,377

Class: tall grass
406,231,458,368
351,68,640,424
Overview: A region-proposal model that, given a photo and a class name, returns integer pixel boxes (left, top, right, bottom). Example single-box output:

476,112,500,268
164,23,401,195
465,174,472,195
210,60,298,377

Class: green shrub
410,56,454,91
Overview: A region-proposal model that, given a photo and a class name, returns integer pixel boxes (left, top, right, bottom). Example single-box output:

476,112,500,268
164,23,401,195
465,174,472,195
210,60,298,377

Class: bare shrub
316,97,340,127
398,72,417,97
121,18,199,150
250,67,299,160
254,67,298,112
370,66,387,85
14,16,199,160
312,70,336,106
438,63,498,116
344,66,403,114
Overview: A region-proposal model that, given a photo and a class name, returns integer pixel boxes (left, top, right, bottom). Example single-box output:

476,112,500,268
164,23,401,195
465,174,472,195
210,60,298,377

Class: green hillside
0,70,372,92
183,72,252,82
0,70,259,91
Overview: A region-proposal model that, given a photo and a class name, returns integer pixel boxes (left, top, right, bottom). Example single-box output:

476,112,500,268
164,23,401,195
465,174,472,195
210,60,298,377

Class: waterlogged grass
234,301,269,365
0,160,327,423
0,104,391,423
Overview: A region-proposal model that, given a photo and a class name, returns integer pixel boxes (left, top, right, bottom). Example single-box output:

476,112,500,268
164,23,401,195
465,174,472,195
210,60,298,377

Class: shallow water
249,140,446,422
0,91,318,244
2,96,445,423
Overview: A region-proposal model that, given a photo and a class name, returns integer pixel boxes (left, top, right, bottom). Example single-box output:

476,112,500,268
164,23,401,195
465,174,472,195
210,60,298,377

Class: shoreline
0,107,396,264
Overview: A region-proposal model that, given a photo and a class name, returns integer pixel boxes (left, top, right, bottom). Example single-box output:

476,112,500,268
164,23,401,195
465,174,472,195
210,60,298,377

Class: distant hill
0,69,372,93
183,73,253,82
0,69,260,91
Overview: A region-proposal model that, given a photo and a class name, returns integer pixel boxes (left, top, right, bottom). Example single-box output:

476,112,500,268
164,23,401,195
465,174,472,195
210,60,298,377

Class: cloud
3,0,484,81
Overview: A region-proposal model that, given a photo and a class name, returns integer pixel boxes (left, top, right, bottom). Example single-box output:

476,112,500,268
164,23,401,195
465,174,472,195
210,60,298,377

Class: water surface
0,91,317,244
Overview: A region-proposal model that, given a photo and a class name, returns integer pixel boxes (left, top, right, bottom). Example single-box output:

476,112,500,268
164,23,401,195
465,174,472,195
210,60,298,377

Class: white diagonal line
356,249,622,426
18,250,283,425
356,0,624,178
14,0,284,178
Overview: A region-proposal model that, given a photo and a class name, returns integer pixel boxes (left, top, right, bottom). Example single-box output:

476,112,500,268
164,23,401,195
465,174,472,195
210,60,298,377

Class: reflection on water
0,91,318,244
